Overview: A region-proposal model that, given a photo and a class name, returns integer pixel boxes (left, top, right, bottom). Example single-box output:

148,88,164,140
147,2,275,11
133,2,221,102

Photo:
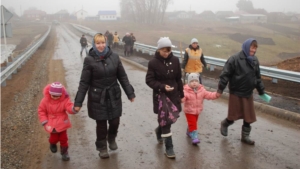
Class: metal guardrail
71,23,300,83
1,26,51,86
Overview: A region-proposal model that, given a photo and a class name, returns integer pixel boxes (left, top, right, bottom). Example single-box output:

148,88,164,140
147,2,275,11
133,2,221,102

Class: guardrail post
6,62,12,79
210,65,215,71
142,50,145,54
272,78,278,83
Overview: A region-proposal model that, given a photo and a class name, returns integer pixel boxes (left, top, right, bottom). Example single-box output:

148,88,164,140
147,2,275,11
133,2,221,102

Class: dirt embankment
276,56,300,72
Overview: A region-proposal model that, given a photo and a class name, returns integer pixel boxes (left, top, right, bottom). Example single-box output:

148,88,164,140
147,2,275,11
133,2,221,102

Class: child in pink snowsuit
182,73,221,145
38,82,77,161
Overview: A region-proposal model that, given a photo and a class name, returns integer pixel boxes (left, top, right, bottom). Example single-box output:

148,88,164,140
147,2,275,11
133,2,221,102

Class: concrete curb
120,56,300,125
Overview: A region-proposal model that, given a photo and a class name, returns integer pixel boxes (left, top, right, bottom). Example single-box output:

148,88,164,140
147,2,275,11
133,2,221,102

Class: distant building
23,9,46,20
54,10,70,20
98,11,117,21
234,10,249,16
198,10,216,20
247,9,268,15
75,9,88,20
240,14,267,23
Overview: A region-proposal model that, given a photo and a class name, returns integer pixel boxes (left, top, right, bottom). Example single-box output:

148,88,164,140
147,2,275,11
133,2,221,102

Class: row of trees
120,0,172,24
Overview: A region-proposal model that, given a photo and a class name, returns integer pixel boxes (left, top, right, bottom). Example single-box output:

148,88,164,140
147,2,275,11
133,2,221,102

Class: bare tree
120,0,172,24
236,0,254,12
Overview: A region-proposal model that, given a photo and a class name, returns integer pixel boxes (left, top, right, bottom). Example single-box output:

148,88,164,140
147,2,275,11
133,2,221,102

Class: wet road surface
40,25,300,169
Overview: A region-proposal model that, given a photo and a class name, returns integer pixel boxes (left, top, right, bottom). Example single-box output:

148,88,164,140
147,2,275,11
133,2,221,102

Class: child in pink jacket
38,82,77,161
182,73,221,145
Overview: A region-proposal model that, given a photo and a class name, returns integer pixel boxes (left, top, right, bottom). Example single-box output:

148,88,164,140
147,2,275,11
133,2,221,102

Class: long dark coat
146,52,184,114
74,47,135,120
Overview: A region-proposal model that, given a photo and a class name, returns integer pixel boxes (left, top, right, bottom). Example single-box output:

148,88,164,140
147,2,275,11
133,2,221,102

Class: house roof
23,9,46,15
199,11,215,16
166,11,189,17
234,10,248,15
56,10,69,14
98,11,117,15
215,11,234,16
247,9,268,15
240,14,266,17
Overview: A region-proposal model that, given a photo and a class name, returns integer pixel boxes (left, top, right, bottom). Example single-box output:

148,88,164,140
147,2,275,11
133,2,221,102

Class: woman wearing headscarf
217,38,265,145
146,37,184,158
74,33,135,158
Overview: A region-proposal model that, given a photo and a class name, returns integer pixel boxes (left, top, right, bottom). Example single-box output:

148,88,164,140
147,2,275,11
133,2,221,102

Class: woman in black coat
146,37,184,159
74,33,135,159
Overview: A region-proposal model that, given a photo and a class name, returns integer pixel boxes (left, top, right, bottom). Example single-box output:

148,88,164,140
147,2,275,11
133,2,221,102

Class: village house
98,11,117,21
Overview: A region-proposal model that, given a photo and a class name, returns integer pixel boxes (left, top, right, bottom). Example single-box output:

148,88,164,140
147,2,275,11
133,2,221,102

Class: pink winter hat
49,82,63,96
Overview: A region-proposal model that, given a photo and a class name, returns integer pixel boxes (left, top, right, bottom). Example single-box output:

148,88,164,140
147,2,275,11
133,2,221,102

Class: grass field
76,20,300,65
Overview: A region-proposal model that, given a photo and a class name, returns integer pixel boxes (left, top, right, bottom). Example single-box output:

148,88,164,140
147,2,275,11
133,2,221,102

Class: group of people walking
79,31,136,57
39,32,266,160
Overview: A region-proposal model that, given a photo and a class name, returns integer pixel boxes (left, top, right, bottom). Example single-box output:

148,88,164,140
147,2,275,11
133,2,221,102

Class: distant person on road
146,37,184,159
107,31,114,48
218,38,266,145
182,73,221,145
80,35,88,56
122,33,132,56
130,33,136,55
182,38,207,84
74,33,135,159
113,31,120,49
38,82,78,161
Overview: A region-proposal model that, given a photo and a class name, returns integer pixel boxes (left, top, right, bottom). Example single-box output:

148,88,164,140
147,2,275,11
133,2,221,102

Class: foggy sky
2,0,300,16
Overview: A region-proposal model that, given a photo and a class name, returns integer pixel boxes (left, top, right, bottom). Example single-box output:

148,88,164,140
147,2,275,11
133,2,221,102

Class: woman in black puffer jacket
74,33,135,159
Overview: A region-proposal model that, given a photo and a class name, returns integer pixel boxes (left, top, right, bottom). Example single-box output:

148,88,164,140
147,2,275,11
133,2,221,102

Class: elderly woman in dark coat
74,33,135,159
218,38,265,145
146,37,184,159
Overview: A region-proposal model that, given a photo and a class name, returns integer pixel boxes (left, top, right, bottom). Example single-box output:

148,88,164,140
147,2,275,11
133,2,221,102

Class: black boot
96,140,109,159
155,127,163,144
50,144,57,153
164,136,175,159
220,118,233,136
241,126,255,145
60,146,70,161
107,133,118,150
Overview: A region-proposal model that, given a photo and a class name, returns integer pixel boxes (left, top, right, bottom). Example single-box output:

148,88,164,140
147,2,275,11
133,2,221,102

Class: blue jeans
80,46,88,55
